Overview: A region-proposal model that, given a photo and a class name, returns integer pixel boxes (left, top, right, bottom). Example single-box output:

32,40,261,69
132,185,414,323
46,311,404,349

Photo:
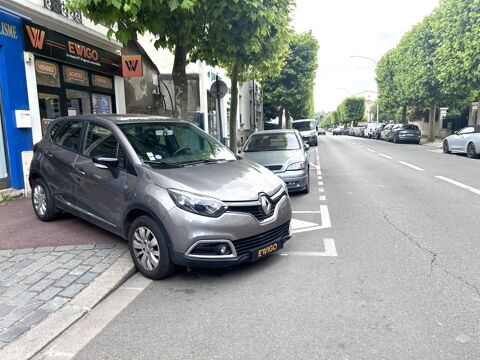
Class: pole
216,77,224,144
376,102,379,123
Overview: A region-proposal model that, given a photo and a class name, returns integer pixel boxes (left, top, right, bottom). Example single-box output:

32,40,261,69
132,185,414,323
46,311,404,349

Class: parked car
358,126,367,137
443,125,480,158
317,127,326,135
342,127,351,135
292,119,318,146
240,130,310,193
348,127,356,136
365,122,383,138
372,123,386,140
380,124,395,140
30,115,292,279
387,123,421,143
332,127,343,136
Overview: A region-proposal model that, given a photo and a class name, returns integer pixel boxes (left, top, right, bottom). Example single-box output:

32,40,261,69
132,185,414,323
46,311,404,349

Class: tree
343,97,365,126
262,31,319,128
69,0,202,120
193,0,294,152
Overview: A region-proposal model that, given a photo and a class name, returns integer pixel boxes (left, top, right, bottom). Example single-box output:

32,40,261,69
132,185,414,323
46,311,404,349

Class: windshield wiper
183,159,230,165
143,160,184,168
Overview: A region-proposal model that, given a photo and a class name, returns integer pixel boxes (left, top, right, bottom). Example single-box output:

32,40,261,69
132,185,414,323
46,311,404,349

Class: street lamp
335,87,351,95
350,55,379,122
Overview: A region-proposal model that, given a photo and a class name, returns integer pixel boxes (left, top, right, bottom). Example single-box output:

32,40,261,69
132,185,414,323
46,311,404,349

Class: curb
0,251,136,360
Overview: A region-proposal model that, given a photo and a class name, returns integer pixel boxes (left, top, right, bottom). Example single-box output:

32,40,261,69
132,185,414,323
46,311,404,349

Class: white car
443,125,480,158
364,122,382,138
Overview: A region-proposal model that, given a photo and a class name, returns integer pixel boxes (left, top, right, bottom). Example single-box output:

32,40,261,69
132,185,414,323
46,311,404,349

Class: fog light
218,244,231,255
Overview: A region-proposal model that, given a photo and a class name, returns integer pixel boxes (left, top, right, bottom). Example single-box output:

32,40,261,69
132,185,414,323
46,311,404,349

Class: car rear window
403,124,419,130
244,133,300,151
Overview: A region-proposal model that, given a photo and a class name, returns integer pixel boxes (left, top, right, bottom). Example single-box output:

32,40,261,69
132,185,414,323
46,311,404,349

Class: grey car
387,123,421,143
292,119,318,146
239,130,310,194
29,115,292,279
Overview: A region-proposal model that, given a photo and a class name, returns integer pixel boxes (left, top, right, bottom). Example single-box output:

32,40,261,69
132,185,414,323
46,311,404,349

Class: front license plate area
251,240,283,262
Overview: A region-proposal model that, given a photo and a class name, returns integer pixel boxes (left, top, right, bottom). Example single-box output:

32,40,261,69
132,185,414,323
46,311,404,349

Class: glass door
0,84,10,189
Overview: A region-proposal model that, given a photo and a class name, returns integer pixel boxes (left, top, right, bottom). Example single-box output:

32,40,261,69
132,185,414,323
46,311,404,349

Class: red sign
122,55,142,77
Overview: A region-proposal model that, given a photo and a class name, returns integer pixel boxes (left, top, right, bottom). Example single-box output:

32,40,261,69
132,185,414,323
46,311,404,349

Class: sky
293,0,438,112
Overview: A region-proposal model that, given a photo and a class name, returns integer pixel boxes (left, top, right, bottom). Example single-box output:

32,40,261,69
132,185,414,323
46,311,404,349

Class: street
38,135,480,359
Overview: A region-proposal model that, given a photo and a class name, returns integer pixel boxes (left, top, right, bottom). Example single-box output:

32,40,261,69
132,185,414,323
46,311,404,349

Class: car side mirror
304,142,310,150
454,131,458,135
93,156,119,169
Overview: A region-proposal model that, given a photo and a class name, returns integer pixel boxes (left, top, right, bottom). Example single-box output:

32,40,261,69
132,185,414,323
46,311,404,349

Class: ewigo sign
22,20,121,76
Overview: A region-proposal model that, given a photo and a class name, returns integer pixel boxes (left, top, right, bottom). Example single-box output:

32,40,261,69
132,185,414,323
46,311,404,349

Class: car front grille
233,221,290,257
227,191,286,221
265,165,283,171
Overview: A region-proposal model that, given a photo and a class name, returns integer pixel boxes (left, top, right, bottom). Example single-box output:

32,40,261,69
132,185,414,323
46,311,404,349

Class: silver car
29,115,292,279
239,130,310,193
443,125,480,158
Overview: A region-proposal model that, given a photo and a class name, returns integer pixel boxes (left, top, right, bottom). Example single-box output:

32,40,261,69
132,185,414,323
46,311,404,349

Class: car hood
242,150,303,169
149,159,283,201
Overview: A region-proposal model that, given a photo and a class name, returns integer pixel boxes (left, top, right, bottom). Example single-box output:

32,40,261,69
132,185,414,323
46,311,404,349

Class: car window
83,123,130,171
49,121,65,142
245,133,300,152
459,127,474,135
292,121,316,131
56,121,83,152
403,124,419,130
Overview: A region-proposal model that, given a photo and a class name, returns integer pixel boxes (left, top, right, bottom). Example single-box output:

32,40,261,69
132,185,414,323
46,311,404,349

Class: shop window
35,60,60,88
63,66,89,87
92,75,113,89
39,93,61,135
66,89,91,116
92,93,112,114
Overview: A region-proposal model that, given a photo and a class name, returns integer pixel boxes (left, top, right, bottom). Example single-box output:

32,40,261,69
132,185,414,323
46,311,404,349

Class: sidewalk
421,137,443,148
0,197,134,358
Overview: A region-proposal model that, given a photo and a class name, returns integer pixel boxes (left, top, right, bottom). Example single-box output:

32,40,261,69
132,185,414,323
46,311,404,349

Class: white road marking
309,162,319,169
319,188,325,193
435,176,480,196
367,148,376,153
291,218,320,230
292,210,321,214
292,205,331,233
318,181,323,186
280,239,337,257
319,195,326,201
379,153,392,159
317,175,322,180
397,160,424,171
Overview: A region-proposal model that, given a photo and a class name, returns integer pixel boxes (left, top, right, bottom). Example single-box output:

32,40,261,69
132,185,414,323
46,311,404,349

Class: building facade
0,0,126,191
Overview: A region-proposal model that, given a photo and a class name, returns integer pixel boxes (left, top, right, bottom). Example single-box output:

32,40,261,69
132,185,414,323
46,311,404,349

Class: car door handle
45,151,53,158
74,167,86,175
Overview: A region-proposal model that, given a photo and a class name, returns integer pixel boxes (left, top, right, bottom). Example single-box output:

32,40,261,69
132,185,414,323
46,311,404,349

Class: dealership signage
22,20,121,76
0,21,17,39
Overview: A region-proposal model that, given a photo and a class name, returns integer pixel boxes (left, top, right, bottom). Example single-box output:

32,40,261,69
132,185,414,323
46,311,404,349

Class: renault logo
260,195,272,215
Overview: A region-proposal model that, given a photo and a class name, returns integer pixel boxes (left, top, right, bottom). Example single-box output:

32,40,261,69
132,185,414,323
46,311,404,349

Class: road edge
0,251,136,360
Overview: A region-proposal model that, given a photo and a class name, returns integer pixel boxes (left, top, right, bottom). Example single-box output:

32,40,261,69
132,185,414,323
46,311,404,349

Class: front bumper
276,170,308,192
164,192,292,268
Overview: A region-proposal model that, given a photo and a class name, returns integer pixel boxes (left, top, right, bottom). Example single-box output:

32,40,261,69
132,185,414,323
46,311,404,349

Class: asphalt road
47,135,480,359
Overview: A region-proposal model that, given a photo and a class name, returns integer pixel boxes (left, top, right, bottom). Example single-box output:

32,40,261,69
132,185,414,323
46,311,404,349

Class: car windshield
292,121,316,131
118,122,236,165
244,132,300,152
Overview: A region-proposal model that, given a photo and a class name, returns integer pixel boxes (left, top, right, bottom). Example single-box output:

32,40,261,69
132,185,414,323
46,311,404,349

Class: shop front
0,7,30,190
22,20,122,136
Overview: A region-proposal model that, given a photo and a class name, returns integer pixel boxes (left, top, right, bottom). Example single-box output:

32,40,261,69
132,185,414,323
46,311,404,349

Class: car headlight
287,161,306,171
168,189,227,217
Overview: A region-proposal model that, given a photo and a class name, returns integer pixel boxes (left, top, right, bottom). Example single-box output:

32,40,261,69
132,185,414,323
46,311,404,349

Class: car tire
467,142,478,159
128,215,176,280
443,140,450,154
302,169,310,194
31,178,58,222
313,139,318,146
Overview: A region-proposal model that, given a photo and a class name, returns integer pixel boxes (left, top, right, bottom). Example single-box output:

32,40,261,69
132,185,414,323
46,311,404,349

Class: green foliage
343,97,365,124
262,31,319,122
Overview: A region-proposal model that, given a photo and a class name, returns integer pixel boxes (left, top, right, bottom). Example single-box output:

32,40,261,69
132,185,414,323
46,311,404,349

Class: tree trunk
429,101,437,142
229,66,239,153
402,105,407,122
172,44,188,120
278,108,283,128
285,110,291,128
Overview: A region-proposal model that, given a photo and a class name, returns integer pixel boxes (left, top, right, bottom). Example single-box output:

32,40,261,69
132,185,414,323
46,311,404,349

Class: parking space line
367,148,376,153
280,239,337,257
319,195,326,201
398,160,424,171
293,210,321,214
292,205,331,233
379,153,392,159
318,181,323,186
319,188,325,193
435,176,480,196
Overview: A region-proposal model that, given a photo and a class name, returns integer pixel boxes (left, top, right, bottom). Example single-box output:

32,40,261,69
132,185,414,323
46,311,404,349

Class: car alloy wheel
132,226,160,271
467,143,477,159
33,185,47,217
443,140,450,154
